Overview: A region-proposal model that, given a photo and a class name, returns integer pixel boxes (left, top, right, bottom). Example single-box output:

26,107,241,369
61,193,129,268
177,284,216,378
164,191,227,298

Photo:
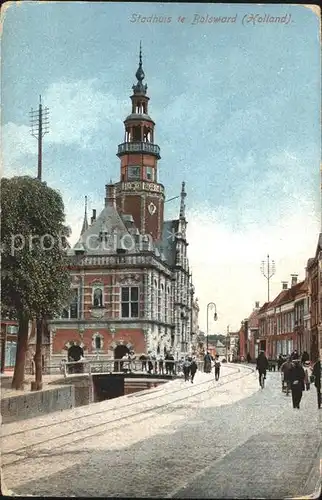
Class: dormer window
128,166,140,180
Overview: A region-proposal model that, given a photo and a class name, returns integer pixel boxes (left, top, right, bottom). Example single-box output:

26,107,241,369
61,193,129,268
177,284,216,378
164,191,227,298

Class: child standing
214,355,221,381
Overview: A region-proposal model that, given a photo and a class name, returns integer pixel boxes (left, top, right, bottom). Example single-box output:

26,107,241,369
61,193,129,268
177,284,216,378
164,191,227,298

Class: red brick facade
49,51,197,362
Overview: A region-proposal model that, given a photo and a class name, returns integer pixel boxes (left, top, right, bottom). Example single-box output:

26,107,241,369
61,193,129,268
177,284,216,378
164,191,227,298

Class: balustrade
58,358,207,377
118,141,160,157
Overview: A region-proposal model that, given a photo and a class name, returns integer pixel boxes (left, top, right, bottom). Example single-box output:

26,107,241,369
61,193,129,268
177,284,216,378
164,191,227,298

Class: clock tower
115,45,165,241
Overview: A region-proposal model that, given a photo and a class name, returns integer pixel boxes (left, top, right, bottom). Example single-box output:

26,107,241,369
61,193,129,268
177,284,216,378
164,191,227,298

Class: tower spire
179,181,186,219
80,195,89,236
133,41,147,95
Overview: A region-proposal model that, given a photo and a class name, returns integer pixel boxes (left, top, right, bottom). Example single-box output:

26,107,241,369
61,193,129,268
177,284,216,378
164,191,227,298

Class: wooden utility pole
30,95,49,391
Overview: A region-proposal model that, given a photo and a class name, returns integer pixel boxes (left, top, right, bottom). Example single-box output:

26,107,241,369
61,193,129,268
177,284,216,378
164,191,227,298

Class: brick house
49,49,197,363
257,275,309,359
306,233,322,361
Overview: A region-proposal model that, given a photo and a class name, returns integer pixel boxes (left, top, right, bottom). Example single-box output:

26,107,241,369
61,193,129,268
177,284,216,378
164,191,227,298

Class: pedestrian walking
158,355,164,375
140,354,147,372
256,350,269,388
147,354,154,374
204,352,212,374
289,359,305,409
214,355,221,381
168,353,175,375
280,356,293,395
312,357,321,409
190,357,198,383
165,353,170,375
182,357,191,382
246,352,251,363
278,354,284,371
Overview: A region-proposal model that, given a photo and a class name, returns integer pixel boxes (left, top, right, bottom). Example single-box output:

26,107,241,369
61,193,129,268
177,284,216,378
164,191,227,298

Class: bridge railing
59,359,207,378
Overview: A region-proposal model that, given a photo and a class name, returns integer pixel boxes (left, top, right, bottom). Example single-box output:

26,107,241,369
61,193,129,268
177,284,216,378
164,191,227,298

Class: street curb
284,456,321,500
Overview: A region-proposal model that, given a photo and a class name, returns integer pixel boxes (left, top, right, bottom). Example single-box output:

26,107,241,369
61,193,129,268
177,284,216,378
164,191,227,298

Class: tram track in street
2,365,255,466
3,364,247,439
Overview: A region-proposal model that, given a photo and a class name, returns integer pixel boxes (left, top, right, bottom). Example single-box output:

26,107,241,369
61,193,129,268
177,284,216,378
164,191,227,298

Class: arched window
95,336,101,350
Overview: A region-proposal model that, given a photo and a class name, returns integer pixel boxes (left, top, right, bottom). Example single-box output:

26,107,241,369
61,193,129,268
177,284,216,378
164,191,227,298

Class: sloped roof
257,302,270,315
270,280,308,308
268,289,289,309
216,340,225,347
73,204,139,254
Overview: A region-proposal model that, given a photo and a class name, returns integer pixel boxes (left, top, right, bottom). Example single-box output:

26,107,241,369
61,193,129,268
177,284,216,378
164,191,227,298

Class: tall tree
1,176,72,389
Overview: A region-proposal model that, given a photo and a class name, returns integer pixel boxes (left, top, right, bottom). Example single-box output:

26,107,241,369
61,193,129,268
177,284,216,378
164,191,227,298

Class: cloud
2,79,128,177
42,79,127,148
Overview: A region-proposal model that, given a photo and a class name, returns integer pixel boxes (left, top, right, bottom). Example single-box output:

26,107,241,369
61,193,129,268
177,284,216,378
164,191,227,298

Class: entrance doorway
114,344,129,372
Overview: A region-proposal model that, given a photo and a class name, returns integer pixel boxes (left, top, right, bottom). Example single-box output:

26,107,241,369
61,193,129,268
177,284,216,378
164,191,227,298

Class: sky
2,2,321,334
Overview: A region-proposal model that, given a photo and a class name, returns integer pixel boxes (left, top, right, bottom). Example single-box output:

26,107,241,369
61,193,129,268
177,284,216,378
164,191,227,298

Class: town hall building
49,48,199,362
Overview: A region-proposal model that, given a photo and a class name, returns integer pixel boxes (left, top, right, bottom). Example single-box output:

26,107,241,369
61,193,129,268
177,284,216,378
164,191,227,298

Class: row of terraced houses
237,235,322,363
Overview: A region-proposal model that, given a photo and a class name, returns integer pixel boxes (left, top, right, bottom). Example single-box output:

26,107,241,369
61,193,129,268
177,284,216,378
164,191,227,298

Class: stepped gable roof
158,219,179,267
73,204,139,254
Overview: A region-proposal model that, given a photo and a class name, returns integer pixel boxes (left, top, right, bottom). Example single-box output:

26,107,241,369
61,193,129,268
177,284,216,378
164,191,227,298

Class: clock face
148,202,157,215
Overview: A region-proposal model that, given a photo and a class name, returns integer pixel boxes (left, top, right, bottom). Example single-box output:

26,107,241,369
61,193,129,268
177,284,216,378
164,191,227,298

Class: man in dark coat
190,357,198,383
256,350,269,387
312,358,321,409
281,356,293,395
289,359,305,409
204,352,212,374
182,357,191,382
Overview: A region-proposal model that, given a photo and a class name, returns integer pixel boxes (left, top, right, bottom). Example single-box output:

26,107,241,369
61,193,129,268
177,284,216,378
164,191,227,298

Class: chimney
255,301,260,309
105,183,116,208
90,209,96,225
282,281,288,290
291,274,298,287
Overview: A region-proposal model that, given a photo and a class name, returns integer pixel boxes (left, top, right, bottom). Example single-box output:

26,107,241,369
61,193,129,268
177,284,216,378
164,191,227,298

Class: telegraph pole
30,96,49,390
260,254,276,302
30,95,49,180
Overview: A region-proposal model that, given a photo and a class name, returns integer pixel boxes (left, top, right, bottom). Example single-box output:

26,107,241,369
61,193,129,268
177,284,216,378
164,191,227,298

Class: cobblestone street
2,365,321,498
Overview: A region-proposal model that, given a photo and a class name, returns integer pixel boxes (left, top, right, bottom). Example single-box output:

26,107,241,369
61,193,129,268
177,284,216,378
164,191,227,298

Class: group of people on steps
256,349,321,410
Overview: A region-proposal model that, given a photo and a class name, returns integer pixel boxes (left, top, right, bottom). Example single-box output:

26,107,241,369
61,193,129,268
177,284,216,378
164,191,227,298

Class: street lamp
206,302,218,352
